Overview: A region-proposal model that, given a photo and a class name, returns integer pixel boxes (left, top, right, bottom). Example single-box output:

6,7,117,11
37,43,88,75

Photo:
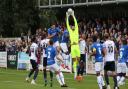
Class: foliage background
0,0,128,37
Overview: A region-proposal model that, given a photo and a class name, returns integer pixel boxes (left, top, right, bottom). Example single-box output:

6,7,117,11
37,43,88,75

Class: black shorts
30,59,38,69
104,61,115,71
43,57,47,67
80,54,86,62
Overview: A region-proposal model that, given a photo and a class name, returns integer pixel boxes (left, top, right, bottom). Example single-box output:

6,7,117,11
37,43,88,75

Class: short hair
41,33,46,40
49,39,53,45
51,22,56,26
92,35,97,42
122,38,127,45
31,35,36,42
104,33,109,39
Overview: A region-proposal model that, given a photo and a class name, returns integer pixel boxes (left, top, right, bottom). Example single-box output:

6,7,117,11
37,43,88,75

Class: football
67,8,73,15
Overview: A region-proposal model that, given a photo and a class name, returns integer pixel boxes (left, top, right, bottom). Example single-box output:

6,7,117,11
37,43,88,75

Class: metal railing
38,0,128,8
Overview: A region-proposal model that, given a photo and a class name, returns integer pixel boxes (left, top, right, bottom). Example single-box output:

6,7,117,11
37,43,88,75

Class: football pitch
0,69,127,89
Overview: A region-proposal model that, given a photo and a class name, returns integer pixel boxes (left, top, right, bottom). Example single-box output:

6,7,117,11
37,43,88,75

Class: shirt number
48,52,51,59
108,46,113,53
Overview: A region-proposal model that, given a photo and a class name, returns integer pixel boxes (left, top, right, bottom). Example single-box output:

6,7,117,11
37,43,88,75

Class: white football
67,8,73,15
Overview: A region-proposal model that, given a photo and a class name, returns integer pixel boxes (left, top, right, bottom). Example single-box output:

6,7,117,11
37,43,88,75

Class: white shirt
30,43,38,61
79,39,86,54
103,40,115,62
40,39,49,57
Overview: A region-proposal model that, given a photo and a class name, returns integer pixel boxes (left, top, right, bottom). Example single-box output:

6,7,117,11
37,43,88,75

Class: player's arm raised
72,11,78,31
66,12,71,33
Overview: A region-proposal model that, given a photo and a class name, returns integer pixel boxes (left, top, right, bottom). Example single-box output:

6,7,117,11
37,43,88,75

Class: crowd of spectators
78,18,128,49
0,38,28,52
0,17,128,52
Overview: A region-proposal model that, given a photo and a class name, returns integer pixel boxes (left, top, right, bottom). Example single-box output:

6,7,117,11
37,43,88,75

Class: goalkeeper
66,9,80,79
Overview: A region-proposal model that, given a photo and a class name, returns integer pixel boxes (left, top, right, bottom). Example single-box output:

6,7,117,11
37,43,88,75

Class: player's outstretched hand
71,10,75,17
66,12,70,17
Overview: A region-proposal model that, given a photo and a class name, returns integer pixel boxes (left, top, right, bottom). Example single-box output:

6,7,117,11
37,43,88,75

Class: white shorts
53,41,60,48
117,63,127,73
95,62,103,72
47,63,60,73
60,43,68,53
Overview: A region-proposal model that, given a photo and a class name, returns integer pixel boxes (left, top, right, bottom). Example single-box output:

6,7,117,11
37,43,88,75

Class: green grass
0,69,127,89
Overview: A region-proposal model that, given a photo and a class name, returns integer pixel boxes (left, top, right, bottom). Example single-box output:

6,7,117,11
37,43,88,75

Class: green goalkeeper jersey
66,16,79,45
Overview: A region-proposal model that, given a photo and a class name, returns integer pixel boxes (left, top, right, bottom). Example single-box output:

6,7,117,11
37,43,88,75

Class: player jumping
60,27,70,70
66,9,81,79
47,23,64,68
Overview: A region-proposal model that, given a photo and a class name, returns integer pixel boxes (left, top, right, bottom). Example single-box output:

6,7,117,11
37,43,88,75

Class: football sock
50,71,53,81
80,62,84,76
43,69,47,81
117,76,121,83
105,73,110,85
100,75,105,86
120,76,125,84
56,74,63,85
59,72,65,84
77,66,80,76
28,69,34,78
33,69,39,80
113,75,118,87
73,61,77,79
97,76,103,89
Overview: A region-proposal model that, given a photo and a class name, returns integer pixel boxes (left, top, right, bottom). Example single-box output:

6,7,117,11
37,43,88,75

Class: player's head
121,38,127,45
48,39,53,46
104,33,109,40
71,25,75,31
31,35,37,43
61,26,64,32
92,35,97,42
81,33,86,39
51,22,56,29
68,16,75,30
41,32,47,40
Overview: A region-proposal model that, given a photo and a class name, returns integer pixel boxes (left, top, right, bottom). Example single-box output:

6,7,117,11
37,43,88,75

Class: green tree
0,0,40,37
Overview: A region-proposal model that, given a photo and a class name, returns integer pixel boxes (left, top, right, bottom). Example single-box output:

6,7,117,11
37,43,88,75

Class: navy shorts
43,57,47,67
104,61,115,71
80,54,86,62
30,59,38,69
